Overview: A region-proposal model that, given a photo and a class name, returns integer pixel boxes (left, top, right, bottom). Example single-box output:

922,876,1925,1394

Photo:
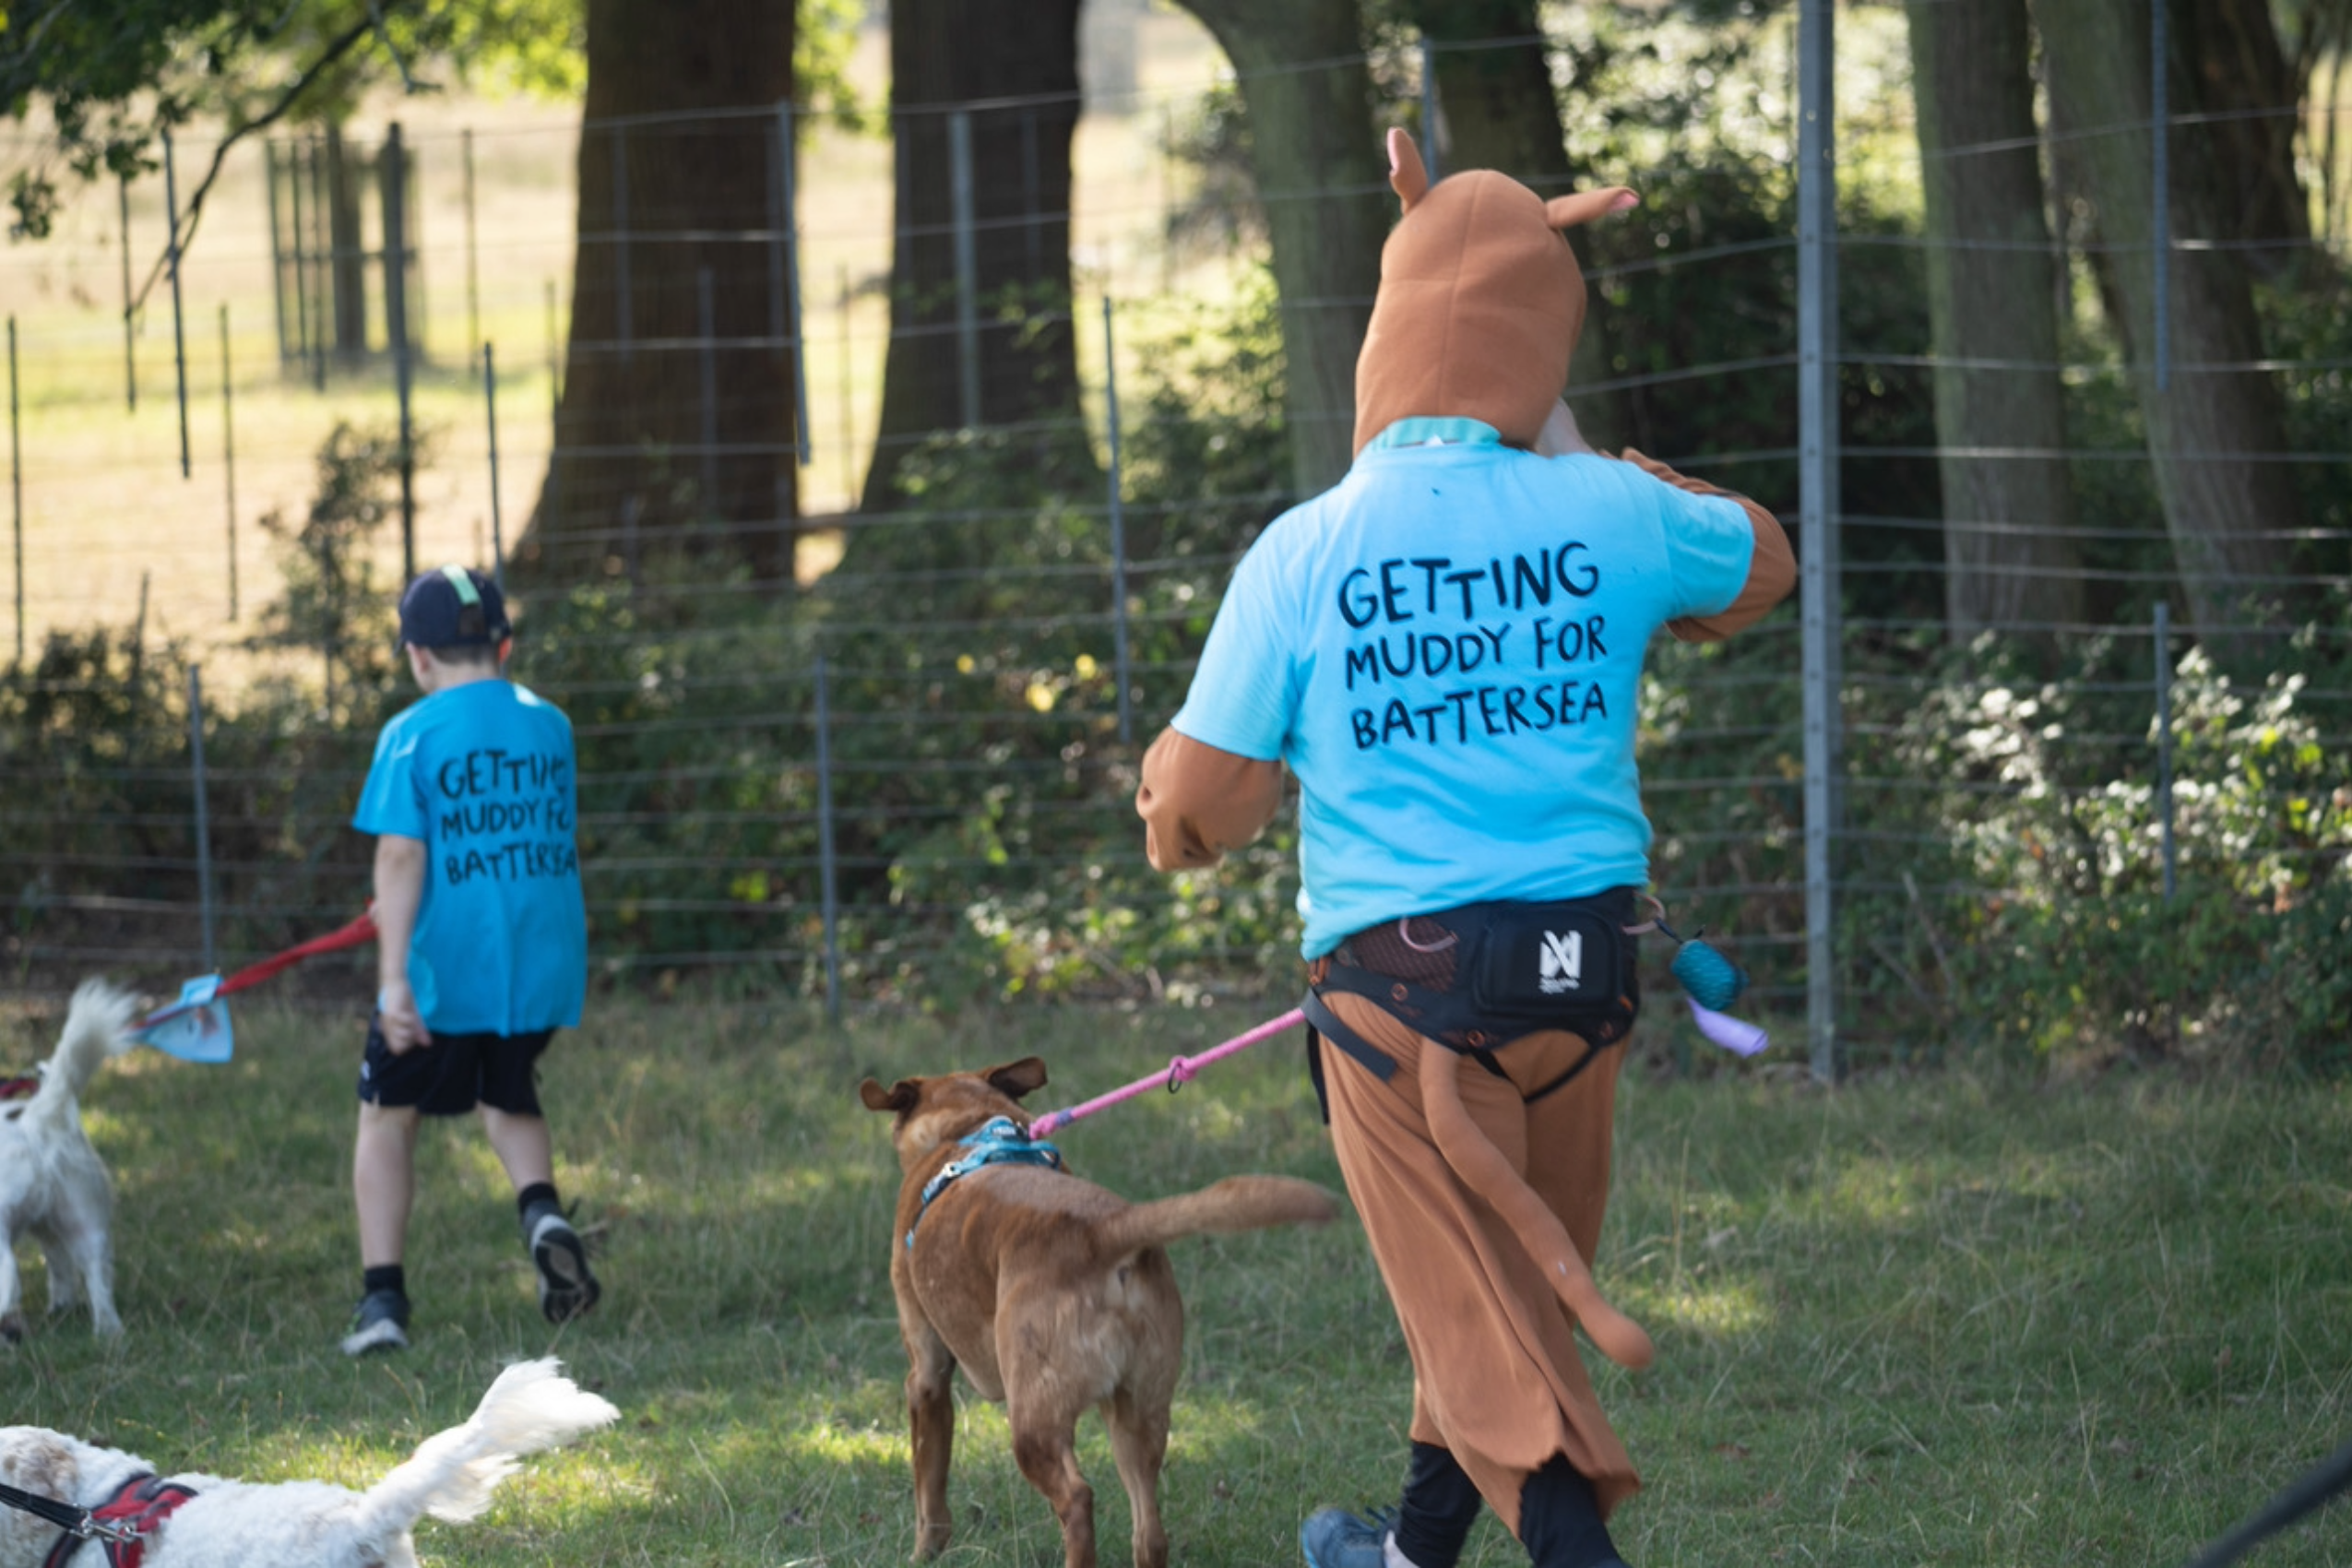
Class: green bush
1,151,2343,1071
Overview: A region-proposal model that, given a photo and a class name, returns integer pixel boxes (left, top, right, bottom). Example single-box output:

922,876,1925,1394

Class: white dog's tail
350,1359,619,1545
22,980,139,1134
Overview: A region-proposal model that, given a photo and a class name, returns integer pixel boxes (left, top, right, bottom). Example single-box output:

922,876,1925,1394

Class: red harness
0,1075,37,1100
42,1475,196,1568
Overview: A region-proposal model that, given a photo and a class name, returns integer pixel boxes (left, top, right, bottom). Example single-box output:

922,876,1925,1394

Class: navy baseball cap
398,564,511,648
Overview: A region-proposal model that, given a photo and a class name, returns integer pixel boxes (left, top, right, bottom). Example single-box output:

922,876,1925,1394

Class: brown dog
859,1055,1336,1568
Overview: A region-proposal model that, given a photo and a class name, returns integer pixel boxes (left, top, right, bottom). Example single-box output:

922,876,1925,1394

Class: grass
5,995,2349,1567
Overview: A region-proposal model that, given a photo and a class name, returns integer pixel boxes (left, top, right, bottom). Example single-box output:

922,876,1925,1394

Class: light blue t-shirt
352,679,588,1034
1170,420,1755,957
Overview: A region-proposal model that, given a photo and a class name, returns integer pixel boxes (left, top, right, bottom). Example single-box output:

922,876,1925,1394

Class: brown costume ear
983,1056,1050,1100
859,1077,918,1113
1386,126,1430,214
1544,186,1640,232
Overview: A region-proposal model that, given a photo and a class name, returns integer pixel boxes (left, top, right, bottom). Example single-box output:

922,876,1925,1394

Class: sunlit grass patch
1649,1275,1776,1340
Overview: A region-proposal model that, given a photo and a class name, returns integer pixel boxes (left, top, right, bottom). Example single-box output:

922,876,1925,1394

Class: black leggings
1395,1444,1625,1568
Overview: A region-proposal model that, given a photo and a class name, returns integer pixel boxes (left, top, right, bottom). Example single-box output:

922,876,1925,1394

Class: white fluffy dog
0,980,139,1341
0,1358,620,1568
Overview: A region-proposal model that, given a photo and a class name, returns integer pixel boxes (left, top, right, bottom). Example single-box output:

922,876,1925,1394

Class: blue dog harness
905,1116,1063,1249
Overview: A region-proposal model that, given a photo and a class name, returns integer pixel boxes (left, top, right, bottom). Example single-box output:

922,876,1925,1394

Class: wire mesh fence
1,2,2346,1073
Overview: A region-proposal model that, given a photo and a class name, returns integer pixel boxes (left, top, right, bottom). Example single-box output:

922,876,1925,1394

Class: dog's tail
1099,1175,1338,1257
22,980,139,1134
348,1359,619,1547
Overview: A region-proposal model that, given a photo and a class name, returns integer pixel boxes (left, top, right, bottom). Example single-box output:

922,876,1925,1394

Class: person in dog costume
1137,130,1792,1568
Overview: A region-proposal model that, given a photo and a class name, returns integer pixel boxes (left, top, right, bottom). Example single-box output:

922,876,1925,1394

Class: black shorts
357,1013,554,1117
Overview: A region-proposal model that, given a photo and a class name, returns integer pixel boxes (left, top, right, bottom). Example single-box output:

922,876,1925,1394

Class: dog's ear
860,1076,919,1113
983,1056,1049,1100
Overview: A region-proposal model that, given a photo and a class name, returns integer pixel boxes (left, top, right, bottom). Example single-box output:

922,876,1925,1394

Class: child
341,564,600,1356
1137,133,1793,1568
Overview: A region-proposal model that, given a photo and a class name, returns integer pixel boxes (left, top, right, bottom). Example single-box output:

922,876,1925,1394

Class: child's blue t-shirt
352,679,588,1034
1170,422,1755,957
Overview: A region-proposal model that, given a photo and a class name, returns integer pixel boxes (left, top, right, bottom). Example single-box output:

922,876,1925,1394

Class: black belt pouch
1465,896,1632,1026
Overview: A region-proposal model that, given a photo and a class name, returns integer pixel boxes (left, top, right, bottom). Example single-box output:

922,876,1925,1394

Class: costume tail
1099,1175,1337,1257
1418,1043,1655,1370
349,1360,619,1545
22,980,138,1135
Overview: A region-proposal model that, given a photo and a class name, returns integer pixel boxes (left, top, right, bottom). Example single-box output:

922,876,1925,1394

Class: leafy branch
129,0,418,312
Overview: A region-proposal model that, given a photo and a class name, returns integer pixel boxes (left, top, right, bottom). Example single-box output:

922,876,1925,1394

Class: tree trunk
2038,0,2305,633
2179,0,2313,284
856,0,1088,514
1905,0,2082,636
1407,0,1570,185
1176,0,1388,498
1404,0,1628,446
525,0,800,583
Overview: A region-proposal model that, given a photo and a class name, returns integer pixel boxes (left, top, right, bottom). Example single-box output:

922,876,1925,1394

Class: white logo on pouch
1538,929,1583,994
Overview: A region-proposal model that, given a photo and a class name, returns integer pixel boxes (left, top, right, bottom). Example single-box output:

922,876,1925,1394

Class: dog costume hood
1351,128,1636,457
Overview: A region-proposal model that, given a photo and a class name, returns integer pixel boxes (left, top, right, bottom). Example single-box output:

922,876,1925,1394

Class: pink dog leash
1026,1007,1306,1138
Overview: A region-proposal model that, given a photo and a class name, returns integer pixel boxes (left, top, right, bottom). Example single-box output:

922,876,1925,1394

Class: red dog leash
208,910,379,999
134,911,379,1032
1026,1007,1306,1138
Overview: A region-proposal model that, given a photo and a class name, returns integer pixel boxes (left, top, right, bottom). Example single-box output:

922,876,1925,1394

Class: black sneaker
525,1206,600,1324
339,1288,410,1356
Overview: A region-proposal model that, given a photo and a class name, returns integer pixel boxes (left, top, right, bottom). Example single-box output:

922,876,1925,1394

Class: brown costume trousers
1320,990,1638,1537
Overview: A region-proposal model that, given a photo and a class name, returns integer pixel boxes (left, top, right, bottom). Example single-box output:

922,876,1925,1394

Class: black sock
1516,1456,1625,1568
1395,1443,1485,1568
362,1264,406,1300
517,1182,561,1222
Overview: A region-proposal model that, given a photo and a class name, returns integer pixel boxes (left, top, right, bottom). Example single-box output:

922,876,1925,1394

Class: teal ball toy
1672,938,1745,1013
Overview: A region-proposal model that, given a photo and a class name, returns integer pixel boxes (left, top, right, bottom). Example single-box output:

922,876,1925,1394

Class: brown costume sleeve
1616,447,1796,643
1135,727,1286,871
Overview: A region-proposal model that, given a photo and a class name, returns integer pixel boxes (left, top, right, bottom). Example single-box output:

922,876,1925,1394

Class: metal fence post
265,143,289,365
285,143,307,374
1798,0,1843,1083
382,122,417,584
1160,103,1176,297
1101,296,1133,744
2155,600,2176,900
1419,37,1443,182
220,305,238,621
306,137,329,391
545,279,563,529
546,279,563,401
814,653,843,1027
163,128,191,479
948,109,981,429
484,342,505,591
698,267,719,513
2152,0,2170,393
187,664,216,973
463,126,481,361
781,101,810,465
767,104,789,372
7,315,19,666
612,125,633,367
133,573,148,684
119,173,137,412
839,264,856,501
1021,108,1042,273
